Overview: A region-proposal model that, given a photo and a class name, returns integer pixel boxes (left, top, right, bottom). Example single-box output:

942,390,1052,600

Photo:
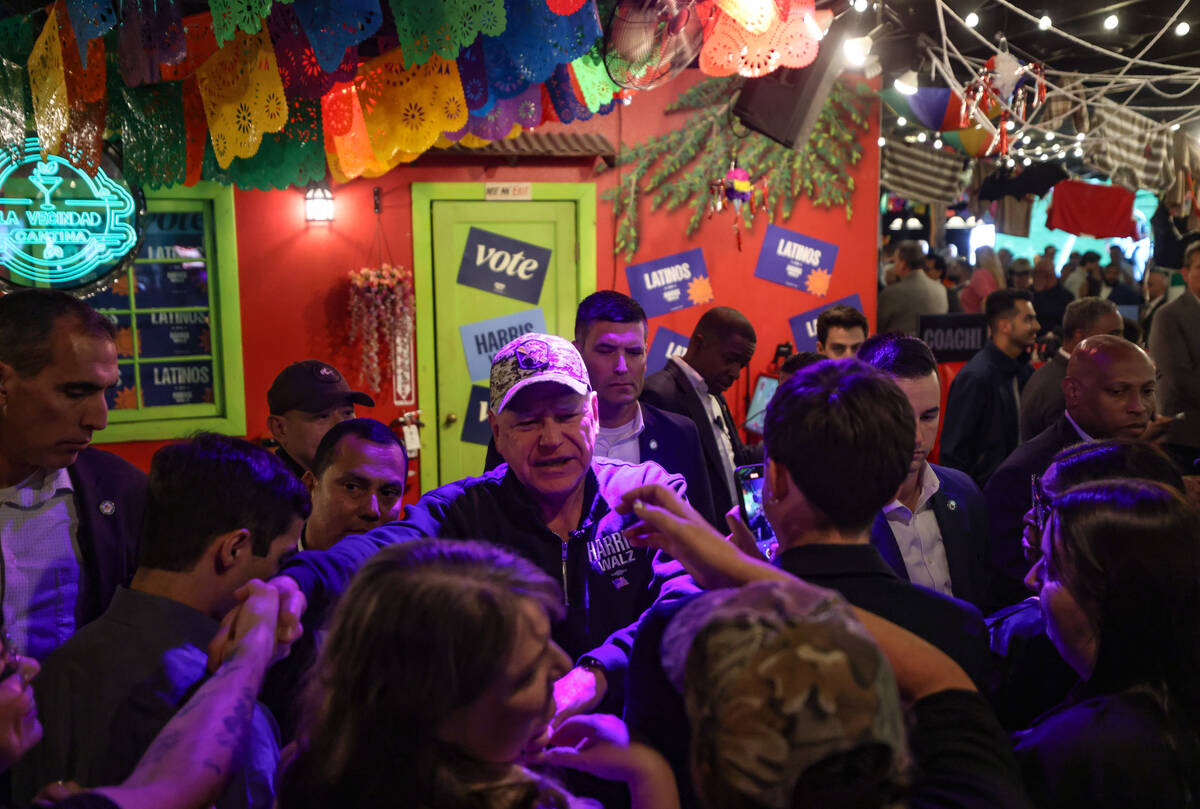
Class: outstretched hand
616,485,787,590
207,578,305,672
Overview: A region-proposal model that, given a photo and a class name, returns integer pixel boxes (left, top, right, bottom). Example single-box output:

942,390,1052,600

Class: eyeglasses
0,633,25,687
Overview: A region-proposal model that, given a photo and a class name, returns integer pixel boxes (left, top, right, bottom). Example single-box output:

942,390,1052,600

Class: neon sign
0,137,144,291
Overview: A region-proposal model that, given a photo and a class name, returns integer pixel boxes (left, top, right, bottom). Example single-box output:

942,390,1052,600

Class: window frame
95,182,245,443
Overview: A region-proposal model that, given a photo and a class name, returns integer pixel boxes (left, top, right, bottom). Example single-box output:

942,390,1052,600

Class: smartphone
736,464,777,559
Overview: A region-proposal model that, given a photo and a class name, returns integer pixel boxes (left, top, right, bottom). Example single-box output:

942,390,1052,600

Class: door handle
445,412,459,425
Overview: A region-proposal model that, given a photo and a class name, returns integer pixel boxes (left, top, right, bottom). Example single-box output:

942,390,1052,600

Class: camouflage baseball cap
489,333,591,413
662,581,909,809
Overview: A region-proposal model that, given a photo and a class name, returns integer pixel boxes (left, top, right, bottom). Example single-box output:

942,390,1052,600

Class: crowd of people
0,256,1197,809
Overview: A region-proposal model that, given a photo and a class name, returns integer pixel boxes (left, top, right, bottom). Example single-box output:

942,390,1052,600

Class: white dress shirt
881,463,954,596
671,356,738,500
595,404,645,465
0,467,82,660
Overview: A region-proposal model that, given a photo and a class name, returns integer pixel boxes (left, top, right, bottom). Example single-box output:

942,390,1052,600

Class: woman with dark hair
277,539,678,809
1016,478,1200,808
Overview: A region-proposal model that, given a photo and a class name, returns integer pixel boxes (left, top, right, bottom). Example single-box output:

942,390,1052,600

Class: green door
429,199,582,486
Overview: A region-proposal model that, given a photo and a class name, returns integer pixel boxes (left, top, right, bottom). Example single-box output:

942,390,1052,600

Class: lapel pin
648,439,659,451
99,500,116,516
947,499,957,511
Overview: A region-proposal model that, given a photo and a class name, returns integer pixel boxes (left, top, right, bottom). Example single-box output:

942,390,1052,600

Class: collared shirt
14,587,280,808
1064,409,1095,442
0,467,82,661
596,403,645,465
670,356,737,500
882,463,954,596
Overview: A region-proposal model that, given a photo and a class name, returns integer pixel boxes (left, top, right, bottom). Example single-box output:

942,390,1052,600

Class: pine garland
603,75,874,261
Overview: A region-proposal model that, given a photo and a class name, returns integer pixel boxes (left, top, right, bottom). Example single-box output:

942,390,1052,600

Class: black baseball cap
268,360,375,415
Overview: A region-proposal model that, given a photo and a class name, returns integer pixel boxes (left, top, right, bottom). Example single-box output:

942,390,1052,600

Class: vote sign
461,385,493,446
754,224,839,296
624,248,713,318
787,295,864,352
457,227,551,304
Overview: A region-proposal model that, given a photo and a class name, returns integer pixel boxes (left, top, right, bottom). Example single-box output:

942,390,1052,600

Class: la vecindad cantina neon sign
0,137,138,285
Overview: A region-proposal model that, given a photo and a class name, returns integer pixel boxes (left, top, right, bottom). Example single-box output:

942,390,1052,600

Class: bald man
642,306,759,521
982,335,1171,609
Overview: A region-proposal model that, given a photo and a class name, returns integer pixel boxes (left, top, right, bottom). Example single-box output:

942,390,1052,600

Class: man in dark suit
641,307,758,523
1019,297,1122,441
0,290,146,661
1149,244,1200,472
858,334,991,610
485,292,718,526
941,289,1039,485
760,359,990,687
573,292,718,527
984,335,1168,608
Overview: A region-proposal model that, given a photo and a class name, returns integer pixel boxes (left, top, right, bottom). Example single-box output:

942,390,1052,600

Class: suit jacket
870,463,991,610
775,543,992,689
1018,351,1068,442
1148,290,1200,448
66,447,147,629
1140,295,1166,343
876,270,949,336
638,403,720,528
983,415,1084,610
940,342,1034,486
641,359,760,521
482,402,720,528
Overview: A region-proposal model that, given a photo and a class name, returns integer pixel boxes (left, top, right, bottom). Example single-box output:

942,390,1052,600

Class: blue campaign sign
139,360,214,407
788,294,864,352
624,248,713,319
456,227,551,304
460,308,548,382
136,311,211,358
755,224,840,295
461,385,493,446
646,326,689,376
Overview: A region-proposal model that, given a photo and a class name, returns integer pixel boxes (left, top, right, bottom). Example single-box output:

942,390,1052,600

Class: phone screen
736,464,777,559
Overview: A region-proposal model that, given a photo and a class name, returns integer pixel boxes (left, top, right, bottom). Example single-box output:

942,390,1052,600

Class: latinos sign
456,227,551,305
753,224,839,297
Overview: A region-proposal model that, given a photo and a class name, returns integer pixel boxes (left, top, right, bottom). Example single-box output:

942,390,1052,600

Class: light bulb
1104,14,1118,29
1023,157,1032,166
843,35,873,66
965,11,979,27
1005,119,1015,130
1038,15,1051,29
878,136,886,147
1040,153,1049,161
1171,123,1181,131
917,131,928,142
1045,131,1055,140
1176,21,1190,35
1075,132,1085,141
897,116,907,127
1022,135,1032,144
934,137,943,149
1073,147,1083,157
894,69,919,95
853,0,868,12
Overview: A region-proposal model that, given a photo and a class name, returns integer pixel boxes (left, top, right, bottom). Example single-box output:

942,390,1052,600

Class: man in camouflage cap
277,333,696,728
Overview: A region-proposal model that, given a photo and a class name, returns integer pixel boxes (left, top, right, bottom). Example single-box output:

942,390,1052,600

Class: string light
1038,15,1051,30
917,131,928,142
1103,14,1118,30
1005,119,1015,130
1040,153,1049,160
1045,132,1055,140
878,135,886,146
896,115,907,127
853,0,868,11
1023,157,1033,165
934,137,943,148
1176,21,1190,35
965,11,979,27
1171,123,1181,131
1073,147,1083,157
1022,135,1032,144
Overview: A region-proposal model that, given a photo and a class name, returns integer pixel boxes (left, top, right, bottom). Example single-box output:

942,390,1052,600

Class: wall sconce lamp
305,183,334,222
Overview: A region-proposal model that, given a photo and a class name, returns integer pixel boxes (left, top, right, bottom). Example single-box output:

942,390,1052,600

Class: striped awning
1084,102,1175,196
881,140,969,203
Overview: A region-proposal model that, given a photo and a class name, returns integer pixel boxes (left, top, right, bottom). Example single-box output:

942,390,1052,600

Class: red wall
98,69,881,493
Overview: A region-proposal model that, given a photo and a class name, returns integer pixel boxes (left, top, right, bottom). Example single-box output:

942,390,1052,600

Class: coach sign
456,226,551,304
919,313,989,362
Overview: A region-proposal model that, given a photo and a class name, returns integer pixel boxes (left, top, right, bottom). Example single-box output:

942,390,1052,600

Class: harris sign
0,137,145,294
